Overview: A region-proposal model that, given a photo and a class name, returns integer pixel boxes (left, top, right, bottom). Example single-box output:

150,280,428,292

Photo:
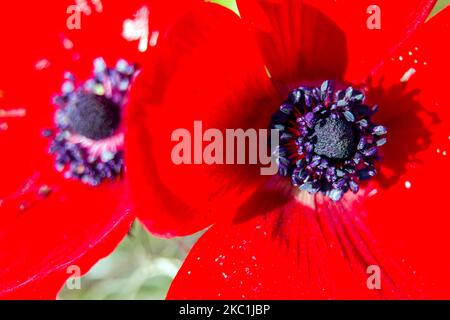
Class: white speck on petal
74,0,103,15
122,6,150,53
62,37,74,50
368,188,378,197
90,0,103,13
35,59,51,71
404,181,412,189
0,108,26,118
149,31,159,47
400,68,416,83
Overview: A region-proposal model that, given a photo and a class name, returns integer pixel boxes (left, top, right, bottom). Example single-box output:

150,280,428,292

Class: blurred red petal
0,173,134,299
236,0,436,85
127,2,279,237
0,0,148,299
236,0,348,87
0,0,149,192
168,194,420,299
362,7,450,298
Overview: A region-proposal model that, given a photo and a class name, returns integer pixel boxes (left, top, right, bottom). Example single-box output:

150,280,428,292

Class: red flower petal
169,7,450,300
0,0,147,190
0,176,134,299
361,7,450,298
236,0,349,87
0,0,147,298
236,0,436,84
168,195,420,299
127,2,279,237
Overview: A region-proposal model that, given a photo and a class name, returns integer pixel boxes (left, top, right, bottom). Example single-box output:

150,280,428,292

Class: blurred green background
432,0,450,15
60,0,449,300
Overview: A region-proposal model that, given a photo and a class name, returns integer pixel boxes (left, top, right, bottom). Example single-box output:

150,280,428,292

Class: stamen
271,81,387,201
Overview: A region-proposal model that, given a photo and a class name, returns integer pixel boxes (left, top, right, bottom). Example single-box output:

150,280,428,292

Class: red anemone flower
127,0,450,299
0,0,166,299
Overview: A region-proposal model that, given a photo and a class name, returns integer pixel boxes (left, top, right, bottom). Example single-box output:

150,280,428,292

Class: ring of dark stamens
66,92,121,140
313,118,356,160
45,58,137,186
270,81,387,201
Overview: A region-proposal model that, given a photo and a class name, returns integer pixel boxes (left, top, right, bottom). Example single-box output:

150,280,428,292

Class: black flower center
47,58,137,186
271,81,387,201
313,118,356,160
66,93,121,140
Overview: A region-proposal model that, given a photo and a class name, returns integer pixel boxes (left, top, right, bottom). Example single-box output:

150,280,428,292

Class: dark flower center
45,58,137,186
66,93,121,140
313,118,356,160
271,81,387,201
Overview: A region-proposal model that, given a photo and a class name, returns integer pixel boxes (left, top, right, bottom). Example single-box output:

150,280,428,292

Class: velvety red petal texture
236,0,436,85
0,176,135,299
0,0,148,298
0,0,147,191
127,2,279,237
236,0,348,88
362,7,450,298
168,194,420,299
168,6,450,299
